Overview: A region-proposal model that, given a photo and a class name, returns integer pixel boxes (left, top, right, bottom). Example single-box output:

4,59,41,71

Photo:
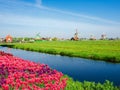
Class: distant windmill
71,29,79,41
74,29,78,38
35,33,41,40
101,33,106,40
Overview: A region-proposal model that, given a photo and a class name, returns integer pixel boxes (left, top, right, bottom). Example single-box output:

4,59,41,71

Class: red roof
6,35,12,42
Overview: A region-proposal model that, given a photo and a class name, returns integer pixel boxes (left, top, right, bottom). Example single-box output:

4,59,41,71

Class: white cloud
34,4,120,25
0,14,120,31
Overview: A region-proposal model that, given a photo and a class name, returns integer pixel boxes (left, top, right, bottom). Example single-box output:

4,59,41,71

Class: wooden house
6,35,12,43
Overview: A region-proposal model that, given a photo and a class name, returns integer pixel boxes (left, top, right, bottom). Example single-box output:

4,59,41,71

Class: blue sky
0,0,120,38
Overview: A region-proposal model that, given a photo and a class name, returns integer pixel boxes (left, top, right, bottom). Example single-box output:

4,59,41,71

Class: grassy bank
1,40,120,63
65,75,120,90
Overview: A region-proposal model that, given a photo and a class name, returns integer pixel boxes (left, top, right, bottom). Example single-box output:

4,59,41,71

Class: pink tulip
0,51,67,90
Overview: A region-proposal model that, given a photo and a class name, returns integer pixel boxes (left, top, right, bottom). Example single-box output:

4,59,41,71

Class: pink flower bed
0,51,67,90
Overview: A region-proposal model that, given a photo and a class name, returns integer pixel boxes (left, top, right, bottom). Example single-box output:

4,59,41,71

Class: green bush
65,76,120,90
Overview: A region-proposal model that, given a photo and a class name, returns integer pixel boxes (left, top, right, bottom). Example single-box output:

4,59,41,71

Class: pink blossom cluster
0,51,13,56
0,51,67,90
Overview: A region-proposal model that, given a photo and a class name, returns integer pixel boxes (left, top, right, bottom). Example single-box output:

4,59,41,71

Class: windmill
35,33,41,40
71,29,79,41
101,33,106,40
74,29,79,40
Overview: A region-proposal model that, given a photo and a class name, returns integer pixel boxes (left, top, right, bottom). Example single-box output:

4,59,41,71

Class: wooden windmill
74,29,79,40
71,29,79,41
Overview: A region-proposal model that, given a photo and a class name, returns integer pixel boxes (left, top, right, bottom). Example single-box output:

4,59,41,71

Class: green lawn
1,40,120,63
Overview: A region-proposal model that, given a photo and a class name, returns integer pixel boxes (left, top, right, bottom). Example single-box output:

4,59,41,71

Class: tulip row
0,51,67,90
0,51,13,56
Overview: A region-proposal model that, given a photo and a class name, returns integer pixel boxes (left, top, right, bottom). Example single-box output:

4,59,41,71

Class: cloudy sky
0,0,120,38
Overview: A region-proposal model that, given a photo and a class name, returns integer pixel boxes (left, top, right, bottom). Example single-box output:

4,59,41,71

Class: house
89,35,96,40
6,35,13,43
0,38,5,42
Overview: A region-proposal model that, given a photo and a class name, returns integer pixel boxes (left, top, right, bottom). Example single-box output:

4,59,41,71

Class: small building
6,35,13,43
0,38,5,42
89,35,96,40
101,34,106,40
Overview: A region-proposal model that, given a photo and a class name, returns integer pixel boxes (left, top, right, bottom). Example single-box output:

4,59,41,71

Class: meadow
2,40,120,63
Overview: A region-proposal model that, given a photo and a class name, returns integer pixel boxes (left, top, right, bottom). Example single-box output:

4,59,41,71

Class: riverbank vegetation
65,76,120,90
1,40,120,63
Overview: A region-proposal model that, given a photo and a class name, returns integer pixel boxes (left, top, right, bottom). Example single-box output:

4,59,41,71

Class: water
0,46,120,86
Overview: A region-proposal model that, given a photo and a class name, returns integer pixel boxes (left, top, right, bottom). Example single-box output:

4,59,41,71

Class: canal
0,46,120,85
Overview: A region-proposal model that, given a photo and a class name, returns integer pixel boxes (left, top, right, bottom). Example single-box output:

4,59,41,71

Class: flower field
0,51,67,90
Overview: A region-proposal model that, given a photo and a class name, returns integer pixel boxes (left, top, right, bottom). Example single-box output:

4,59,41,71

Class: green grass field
1,40,120,63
